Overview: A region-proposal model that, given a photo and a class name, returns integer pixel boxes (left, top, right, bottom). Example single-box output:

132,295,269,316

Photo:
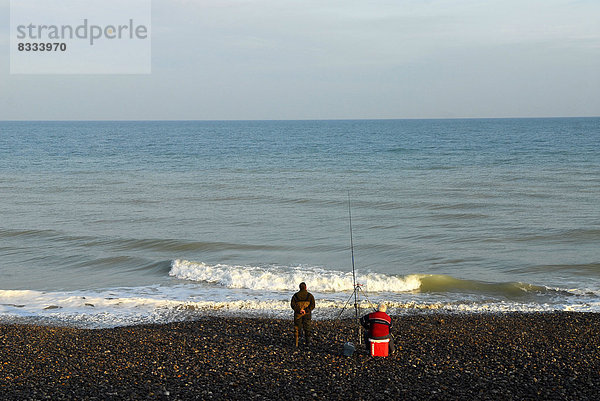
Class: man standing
360,303,395,354
291,282,315,347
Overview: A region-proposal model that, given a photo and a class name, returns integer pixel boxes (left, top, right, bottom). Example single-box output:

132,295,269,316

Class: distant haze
1,0,599,120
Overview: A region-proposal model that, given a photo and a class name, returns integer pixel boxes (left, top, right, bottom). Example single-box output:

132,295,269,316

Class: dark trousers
294,314,312,340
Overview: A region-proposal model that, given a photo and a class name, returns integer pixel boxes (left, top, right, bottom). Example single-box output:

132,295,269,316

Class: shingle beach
1,312,599,400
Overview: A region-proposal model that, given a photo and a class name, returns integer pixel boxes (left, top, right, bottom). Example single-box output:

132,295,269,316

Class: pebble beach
1,312,599,400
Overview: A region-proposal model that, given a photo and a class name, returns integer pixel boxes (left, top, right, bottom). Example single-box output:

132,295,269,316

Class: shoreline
1,312,599,400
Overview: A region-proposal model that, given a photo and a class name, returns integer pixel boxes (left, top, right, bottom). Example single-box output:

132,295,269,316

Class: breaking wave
169,259,572,299
169,259,421,293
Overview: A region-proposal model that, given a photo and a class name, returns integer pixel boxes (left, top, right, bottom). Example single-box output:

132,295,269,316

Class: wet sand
1,312,599,400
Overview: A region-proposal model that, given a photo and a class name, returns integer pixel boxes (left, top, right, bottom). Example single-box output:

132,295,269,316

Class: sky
0,0,599,120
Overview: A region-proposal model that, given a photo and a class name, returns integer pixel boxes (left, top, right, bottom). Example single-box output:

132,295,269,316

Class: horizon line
1,116,599,123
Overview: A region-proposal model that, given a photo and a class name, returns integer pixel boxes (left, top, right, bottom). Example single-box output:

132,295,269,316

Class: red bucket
369,338,389,357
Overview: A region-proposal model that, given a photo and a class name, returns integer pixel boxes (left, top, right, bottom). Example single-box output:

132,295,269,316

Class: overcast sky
1,0,599,120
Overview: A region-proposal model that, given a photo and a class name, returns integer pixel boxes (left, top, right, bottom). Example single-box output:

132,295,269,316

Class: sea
0,118,599,328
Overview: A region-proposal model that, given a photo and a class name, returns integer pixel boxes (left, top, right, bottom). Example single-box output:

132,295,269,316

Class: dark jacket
291,289,315,319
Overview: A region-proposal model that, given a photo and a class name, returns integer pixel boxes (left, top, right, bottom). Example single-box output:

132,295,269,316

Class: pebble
1,312,599,400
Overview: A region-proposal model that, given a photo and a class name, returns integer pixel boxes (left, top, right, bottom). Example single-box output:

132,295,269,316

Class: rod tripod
336,282,376,345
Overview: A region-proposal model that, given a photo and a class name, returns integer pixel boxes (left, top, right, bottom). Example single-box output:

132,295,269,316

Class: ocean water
0,118,599,328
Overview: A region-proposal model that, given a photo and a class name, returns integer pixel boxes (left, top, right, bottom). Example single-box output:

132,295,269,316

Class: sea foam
169,259,422,293
3,284,600,329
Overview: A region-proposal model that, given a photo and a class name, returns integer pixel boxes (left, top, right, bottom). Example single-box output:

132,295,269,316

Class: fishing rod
336,193,378,347
348,191,374,345
348,192,359,325
347,193,377,311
